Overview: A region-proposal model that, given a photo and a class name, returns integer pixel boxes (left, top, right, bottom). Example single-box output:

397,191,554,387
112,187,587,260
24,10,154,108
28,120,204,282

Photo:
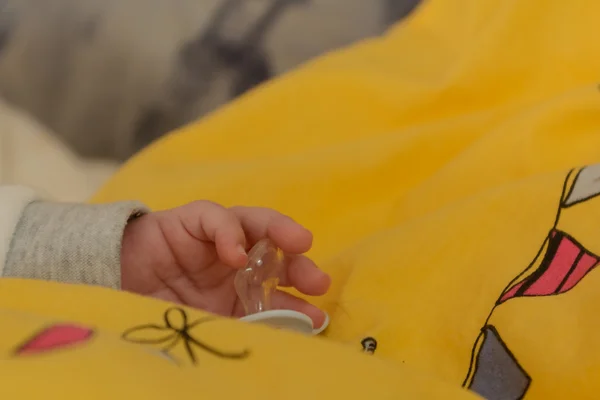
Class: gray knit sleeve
3,201,149,289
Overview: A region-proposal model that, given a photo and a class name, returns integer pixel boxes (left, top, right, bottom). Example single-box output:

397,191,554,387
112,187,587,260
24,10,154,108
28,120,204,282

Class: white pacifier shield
240,310,329,335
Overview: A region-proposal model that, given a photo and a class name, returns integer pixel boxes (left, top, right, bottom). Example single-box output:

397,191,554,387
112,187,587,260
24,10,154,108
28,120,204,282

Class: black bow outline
122,307,250,365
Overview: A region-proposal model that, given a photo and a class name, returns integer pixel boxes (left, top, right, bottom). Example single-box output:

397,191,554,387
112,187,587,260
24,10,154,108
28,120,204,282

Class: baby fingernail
316,267,329,278
237,244,247,256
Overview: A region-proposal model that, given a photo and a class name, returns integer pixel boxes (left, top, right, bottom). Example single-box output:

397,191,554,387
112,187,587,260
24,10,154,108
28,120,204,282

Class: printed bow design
122,307,250,365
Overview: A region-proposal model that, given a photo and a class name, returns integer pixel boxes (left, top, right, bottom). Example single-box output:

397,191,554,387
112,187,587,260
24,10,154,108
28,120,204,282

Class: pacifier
235,239,329,335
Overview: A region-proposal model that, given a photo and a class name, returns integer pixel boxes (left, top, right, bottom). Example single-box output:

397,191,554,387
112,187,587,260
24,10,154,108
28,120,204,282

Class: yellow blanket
4,0,600,398
0,279,474,399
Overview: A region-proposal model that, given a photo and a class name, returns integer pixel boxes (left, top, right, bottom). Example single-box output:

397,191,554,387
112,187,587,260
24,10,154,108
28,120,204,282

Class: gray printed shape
469,326,531,400
563,164,600,207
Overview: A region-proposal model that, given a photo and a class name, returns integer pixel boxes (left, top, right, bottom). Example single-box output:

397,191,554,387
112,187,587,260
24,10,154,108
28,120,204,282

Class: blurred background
0,0,420,201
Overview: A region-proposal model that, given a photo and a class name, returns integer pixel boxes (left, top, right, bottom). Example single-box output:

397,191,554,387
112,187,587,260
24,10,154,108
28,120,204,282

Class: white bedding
0,99,118,202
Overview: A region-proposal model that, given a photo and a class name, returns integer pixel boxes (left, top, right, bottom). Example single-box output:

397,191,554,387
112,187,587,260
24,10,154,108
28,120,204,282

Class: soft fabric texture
4,200,148,288
69,0,600,398
0,187,144,286
0,185,36,274
0,97,118,202
0,279,477,399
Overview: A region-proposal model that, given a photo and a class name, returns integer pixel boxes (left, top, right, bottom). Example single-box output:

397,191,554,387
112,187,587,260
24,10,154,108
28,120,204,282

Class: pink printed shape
560,254,598,293
16,324,94,355
499,281,525,303
523,236,580,296
499,231,600,304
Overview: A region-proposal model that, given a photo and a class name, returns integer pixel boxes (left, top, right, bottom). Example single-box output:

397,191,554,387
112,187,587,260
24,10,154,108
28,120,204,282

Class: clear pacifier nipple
234,239,283,315
234,239,329,335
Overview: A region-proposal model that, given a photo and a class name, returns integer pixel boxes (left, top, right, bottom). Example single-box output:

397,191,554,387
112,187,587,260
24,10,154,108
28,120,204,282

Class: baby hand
120,201,330,328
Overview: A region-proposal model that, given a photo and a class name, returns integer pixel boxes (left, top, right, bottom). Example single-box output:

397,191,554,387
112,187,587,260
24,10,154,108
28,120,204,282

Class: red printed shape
559,254,598,293
16,324,94,355
523,236,580,296
499,230,600,304
499,281,525,303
